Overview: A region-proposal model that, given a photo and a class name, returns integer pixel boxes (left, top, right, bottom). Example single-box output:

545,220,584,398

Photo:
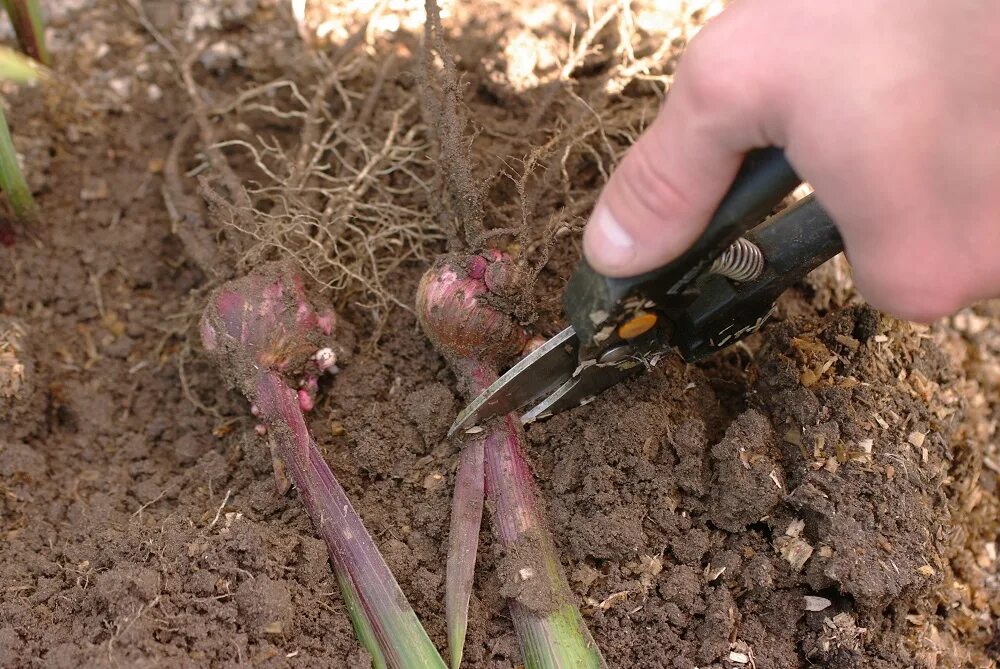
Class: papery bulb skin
416,253,526,369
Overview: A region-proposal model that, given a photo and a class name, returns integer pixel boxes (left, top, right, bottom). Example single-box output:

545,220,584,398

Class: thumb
583,11,783,277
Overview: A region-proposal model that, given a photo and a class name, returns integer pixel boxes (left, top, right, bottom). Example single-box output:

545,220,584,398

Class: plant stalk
254,370,446,669
470,367,604,669
417,254,605,669
0,105,35,223
203,270,446,669
1,0,50,65
445,433,485,669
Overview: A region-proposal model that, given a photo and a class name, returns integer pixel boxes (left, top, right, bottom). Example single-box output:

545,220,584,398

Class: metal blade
448,326,579,437
521,349,648,424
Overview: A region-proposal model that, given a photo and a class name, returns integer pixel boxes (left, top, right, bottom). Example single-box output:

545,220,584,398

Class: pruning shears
448,148,844,437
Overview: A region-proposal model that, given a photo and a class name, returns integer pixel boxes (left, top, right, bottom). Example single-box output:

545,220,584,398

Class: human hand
583,0,1000,322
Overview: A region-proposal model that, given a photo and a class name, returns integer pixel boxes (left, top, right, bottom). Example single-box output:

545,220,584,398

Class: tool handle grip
565,147,801,346
674,194,844,360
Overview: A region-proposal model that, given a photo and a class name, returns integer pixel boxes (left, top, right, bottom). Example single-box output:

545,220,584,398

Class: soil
0,1,997,668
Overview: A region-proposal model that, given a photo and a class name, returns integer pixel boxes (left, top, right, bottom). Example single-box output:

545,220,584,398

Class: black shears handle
564,148,844,360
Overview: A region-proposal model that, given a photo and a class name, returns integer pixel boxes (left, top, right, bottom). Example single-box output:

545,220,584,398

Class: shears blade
447,326,578,437
449,326,655,437
519,354,644,423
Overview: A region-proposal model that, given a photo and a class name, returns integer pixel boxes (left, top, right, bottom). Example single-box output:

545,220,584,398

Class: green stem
255,371,446,669
0,105,35,223
482,412,605,669
462,366,604,669
2,0,50,65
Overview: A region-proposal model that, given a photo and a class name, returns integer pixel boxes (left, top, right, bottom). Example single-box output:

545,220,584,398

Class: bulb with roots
201,264,346,491
201,267,339,417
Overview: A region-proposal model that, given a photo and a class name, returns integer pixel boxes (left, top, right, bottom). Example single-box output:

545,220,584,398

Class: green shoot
0,44,46,83
1,0,50,66
0,105,34,223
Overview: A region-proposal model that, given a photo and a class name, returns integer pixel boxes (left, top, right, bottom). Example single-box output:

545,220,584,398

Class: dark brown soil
0,1,997,668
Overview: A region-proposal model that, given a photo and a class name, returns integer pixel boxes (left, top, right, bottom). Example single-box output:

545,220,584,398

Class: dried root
127,0,445,337
0,317,34,425
201,49,445,332
416,0,723,325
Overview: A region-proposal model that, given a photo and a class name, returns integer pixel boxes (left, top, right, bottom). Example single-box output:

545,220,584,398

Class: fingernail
588,204,635,269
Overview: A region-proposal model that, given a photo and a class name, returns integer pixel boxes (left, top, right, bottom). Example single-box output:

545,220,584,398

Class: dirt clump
707,409,784,532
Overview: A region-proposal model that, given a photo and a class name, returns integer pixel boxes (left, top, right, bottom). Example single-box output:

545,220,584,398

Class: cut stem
0,105,35,223
1,0,50,65
480,404,604,669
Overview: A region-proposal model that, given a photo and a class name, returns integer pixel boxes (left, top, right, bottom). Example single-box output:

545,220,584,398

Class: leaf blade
255,372,446,669
0,105,35,222
446,437,485,669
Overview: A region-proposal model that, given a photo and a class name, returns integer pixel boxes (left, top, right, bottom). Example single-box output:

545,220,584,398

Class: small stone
804,595,832,611
916,565,935,577
952,310,990,335
729,651,750,664
329,421,345,436
907,431,926,448
108,76,131,100
81,177,109,201
199,40,244,74
422,472,444,490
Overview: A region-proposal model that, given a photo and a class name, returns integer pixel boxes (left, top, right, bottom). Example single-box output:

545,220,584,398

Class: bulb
416,253,525,367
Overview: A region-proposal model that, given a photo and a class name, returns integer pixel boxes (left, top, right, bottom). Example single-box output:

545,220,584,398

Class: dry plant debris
204,51,446,325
